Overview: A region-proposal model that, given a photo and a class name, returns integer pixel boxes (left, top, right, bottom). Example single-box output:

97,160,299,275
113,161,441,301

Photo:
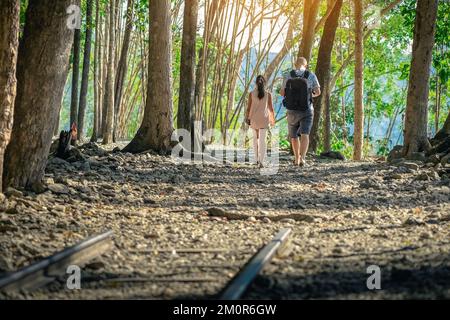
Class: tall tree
102,0,116,144
78,0,94,140
0,0,20,193
435,112,450,141
296,0,321,64
123,0,173,153
403,0,439,156
70,28,81,130
91,0,101,142
4,0,77,191
353,0,364,160
310,0,342,152
114,0,134,141
177,0,199,132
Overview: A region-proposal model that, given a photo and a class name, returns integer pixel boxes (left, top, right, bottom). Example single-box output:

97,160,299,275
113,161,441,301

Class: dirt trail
0,143,449,299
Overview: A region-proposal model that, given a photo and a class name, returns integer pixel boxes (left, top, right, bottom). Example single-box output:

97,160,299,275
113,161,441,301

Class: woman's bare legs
252,129,259,164
258,129,267,164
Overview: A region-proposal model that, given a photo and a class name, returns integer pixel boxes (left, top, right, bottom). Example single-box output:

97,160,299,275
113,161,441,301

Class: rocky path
0,143,449,299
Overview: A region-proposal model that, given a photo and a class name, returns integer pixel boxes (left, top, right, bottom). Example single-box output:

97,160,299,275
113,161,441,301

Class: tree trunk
100,3,110,138
309,0,342,152
0,0,20,193
296,0,321,64
91,0,101,142
353,0,364,161
435,112,450,140
177,0,199,133
194,0,223,121
114,0,134,141
78,0,94,140
123,0,173,154
4,0,77,191
102,0,116,144
70,28,81,130
403,0,438,156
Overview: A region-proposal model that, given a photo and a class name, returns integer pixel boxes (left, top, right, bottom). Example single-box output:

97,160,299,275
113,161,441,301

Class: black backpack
283,69,312,111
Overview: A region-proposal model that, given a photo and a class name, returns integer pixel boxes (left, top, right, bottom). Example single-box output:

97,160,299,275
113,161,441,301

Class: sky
195,0,290,54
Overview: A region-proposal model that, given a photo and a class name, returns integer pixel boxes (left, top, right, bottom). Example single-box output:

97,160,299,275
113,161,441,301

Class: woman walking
245,75,275,167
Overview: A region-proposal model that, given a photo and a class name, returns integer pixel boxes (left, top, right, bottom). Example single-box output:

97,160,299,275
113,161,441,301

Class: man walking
281,57,321,167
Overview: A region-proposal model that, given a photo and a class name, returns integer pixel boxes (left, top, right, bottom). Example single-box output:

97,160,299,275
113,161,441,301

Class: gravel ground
0,142,449,300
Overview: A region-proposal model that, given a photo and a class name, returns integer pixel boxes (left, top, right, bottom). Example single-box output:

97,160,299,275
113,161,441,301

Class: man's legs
299,134,309,165
291,137,301,165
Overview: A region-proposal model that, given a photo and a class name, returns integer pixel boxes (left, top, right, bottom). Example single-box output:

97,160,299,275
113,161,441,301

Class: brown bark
436,112,450,139
123,0,173,154
177,0,199,132
114,0,134,141
78,0,94,139
403,0,438,156
101,3,110,137
309,0,342,153
4,0,77,191
70,28,81,129
353,0,364,161
194,0,224,120
103,0,116,144
296,0,321,64
0,0,20,193
91,0,101,142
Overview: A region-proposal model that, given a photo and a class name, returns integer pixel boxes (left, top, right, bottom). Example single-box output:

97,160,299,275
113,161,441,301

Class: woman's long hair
256,75,266,99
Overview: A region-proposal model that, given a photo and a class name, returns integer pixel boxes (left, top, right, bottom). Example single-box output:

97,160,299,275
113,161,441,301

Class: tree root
206,207,316,223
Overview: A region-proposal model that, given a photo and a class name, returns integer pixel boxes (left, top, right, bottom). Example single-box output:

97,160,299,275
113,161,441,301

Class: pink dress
249,89,270,130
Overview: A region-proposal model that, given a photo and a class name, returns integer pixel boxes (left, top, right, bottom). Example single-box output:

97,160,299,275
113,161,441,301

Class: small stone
428,170,440,180
420,231,432,239
400,162,420,171
247,216,257,222
0,193,5,203
0,225,19,233
390,173,403,180
86,261,105,270
403,216,424,226
440,153,450,166
5,187,23,198
280,218,295,224
408,152,426,162
5,206,18,214
145,232,160,239
48,184,70,195
387,145,403,162
426,154,441,164
171,175,185,184
262,217,271,223
367,215,376,224
414,173,429,181
144,198,157,205
44,178,55,185
81,161,91,171
48,157,70,166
